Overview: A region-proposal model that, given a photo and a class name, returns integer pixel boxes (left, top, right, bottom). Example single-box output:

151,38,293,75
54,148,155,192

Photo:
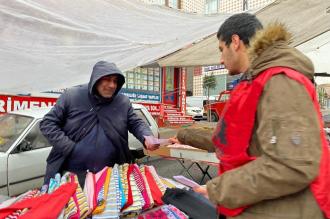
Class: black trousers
219,214,226,219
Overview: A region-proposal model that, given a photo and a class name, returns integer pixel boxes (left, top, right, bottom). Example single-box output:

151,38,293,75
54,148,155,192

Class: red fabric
212,67,330,218
144,166,163,205
0,183,77,219
122,164,134,210
132,164,150,210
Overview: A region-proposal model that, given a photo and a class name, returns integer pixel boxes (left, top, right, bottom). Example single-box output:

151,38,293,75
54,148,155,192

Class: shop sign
121,90,161,101
0,95,57,113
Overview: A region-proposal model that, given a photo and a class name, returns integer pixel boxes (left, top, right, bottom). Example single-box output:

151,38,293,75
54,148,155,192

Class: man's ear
231,34,241,51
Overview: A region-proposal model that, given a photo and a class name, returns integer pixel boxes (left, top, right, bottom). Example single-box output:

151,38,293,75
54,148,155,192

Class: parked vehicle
0,104,159,197
186,104,203,121
203,90,231,122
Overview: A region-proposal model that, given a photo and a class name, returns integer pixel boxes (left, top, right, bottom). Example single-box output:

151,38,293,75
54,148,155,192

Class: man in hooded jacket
173,13,330,219
40,61,158,186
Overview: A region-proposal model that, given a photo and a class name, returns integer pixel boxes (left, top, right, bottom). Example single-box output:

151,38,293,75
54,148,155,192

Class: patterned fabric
94,164,121,219
168,205,189,219
132,164,150,210
160,206,178,219
144,167,164,205
147,166,166,194
117,167,126,208
92,167,112,215
122,164,144,214
121,164,132,210
139,166,154,208
63,174,89,219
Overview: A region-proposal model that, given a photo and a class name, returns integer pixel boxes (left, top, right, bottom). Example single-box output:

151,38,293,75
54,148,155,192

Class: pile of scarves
0,164,188,219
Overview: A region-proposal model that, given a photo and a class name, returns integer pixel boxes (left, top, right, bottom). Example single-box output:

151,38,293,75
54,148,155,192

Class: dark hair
217,13,263,47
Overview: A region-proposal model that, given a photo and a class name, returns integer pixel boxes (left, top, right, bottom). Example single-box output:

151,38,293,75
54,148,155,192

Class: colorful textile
94,164,121,219
144,166,163,205
146,166,166,194
84,171,96,213
92,167,112,215
0,183,77,219
139,166,154,208
64,174,89,219
132,164,150,210
122,164,144,214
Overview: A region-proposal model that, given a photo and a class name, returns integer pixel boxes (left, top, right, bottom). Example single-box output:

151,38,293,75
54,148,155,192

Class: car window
20,121,52,150
134,109,151,126
0,114,33,152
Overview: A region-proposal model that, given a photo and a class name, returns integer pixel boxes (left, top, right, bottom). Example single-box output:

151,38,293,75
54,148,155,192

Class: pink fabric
84,172,96,212
132,164,150,210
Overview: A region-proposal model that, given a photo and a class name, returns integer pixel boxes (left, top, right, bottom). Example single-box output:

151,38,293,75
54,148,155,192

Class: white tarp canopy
155,0,330,71
297,31,330,84
0,0,230,93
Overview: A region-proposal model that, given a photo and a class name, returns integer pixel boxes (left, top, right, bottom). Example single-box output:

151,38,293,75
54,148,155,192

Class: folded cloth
0,183,77,219
162,188,217,219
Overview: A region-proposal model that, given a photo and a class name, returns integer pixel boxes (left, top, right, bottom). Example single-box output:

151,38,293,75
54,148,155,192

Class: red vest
212,67,330,218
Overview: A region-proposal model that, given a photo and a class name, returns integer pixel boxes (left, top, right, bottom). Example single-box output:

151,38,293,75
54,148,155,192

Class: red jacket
212,67,330,217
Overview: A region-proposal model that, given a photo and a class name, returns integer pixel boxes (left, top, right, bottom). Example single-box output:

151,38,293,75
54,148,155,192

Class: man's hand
144,139,159,151
193,185,209,199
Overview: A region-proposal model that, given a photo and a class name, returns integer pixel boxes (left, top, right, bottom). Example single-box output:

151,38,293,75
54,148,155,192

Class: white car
186,105,203,121
0,104,158,197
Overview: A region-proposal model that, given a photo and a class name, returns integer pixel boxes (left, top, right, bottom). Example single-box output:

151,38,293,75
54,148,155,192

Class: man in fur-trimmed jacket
174,13,330,219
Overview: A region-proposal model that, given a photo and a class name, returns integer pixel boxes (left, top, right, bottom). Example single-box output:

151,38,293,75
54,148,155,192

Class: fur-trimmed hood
247,23,314,79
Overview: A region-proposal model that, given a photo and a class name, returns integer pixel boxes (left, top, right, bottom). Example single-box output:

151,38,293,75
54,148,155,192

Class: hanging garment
84,171,96,213
122,164,144,214
162,188,217,219
92,168,111,215
132,164,150,210
0,183,77,219
120,164,130,210
139,166,154,208
94,164,121,219
144,166,163,205
146,166,166,194
63,174,89,219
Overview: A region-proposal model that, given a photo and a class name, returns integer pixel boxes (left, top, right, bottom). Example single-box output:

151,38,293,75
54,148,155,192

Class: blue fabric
41,61,153,184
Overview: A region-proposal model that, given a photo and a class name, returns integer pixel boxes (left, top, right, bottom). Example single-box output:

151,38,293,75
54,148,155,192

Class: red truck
203,90,231,122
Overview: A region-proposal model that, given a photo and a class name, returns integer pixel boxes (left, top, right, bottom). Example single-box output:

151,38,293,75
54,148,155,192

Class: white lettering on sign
13,101,28,111
30,101,39,109
7,98,12,112
0,100,5,112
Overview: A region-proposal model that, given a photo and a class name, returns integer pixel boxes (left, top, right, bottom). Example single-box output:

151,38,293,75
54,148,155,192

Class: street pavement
139,121,218,185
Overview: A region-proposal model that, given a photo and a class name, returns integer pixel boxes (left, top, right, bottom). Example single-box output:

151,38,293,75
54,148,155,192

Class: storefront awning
154,0,330,67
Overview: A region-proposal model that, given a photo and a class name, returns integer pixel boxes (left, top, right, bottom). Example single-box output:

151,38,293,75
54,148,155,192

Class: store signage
180,68,187,113
138,102,161,116
203,65,225,72
121,90,161,101
0,95,57,113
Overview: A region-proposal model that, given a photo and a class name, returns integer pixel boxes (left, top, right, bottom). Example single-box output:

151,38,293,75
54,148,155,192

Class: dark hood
88,61,125,103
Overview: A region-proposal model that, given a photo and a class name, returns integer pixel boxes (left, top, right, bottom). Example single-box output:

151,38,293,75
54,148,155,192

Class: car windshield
0,114,33,152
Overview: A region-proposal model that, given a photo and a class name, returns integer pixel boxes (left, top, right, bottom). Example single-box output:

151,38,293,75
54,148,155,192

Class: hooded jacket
40,61,153,184
205,23,326,219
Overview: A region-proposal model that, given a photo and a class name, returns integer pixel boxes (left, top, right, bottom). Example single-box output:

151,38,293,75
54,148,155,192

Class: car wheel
211,112,219,122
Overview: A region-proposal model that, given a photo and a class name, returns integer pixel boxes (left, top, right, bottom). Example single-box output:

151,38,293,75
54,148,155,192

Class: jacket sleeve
127,102,153,145
176,127,215,152
39,92,75,156
206,75,322,209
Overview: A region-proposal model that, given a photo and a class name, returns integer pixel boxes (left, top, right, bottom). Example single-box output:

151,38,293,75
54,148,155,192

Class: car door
7,120,52,196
